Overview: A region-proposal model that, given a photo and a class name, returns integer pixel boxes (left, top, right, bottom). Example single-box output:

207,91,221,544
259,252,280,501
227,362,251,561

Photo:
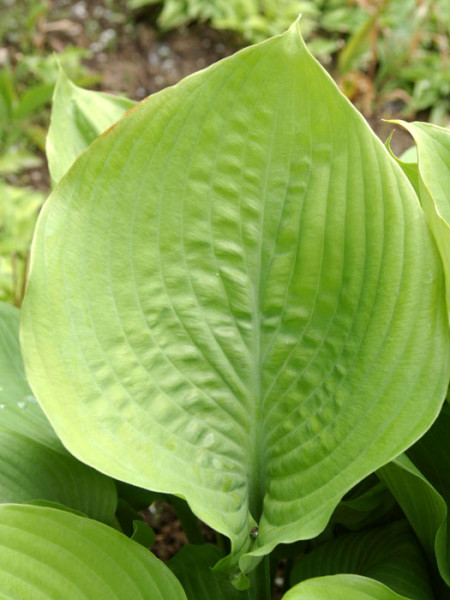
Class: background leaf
290,520,433,600
331,475,398,531
388,121,450,321
46,67,135,185
0,302,59,447
283,574,412,600
0,302,117,522
379,405,450,585
0,503,186,600
22,23,450,572
169,544,250,600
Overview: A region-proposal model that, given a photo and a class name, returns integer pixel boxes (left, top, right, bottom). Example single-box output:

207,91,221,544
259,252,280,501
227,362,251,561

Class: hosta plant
1,20,450,599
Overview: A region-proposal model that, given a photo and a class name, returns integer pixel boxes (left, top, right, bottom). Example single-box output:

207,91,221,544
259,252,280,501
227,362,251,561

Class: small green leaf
290,520,433,600
0,504,187,600
131,519,156,547
13,82,54,120
385,134,420,196
46,67,135,185
283,574,412,600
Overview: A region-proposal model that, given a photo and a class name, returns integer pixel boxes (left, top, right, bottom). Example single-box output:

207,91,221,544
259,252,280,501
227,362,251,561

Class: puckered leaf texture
21,21,449,572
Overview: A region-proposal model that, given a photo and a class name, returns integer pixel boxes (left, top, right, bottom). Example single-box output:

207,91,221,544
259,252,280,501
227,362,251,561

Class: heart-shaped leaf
21,22,450,573
0,303,117,522
0,503,186,600
47,67,135,185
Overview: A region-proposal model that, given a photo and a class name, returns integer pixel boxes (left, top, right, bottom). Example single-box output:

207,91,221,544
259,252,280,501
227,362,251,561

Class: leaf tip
286,15,307,51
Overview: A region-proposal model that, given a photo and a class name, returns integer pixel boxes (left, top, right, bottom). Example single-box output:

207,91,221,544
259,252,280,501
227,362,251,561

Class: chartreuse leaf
0,303,117,522
282,575,411,600
21,21,450,578
169,544,249,600
46,66,135,185
0,504,186,600
290,520,433,600
389,121,450,320
379,405,450,584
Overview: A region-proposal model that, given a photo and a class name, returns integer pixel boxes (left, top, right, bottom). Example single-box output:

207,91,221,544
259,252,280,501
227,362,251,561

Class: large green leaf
0,503,186,600
21,22,450,575
389,121,450,320
379,405,450,584
0,303,117,522
290,520,433,600
46,67,135,185
283,574,412,600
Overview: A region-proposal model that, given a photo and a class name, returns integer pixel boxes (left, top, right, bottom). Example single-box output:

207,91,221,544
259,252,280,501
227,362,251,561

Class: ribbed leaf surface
0,504,186,600
290,520,433,600
0,429,116,521
21,23,449,570
283,574,411,600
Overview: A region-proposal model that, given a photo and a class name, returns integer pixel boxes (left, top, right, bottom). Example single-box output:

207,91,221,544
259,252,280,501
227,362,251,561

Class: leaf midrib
247,54,289,523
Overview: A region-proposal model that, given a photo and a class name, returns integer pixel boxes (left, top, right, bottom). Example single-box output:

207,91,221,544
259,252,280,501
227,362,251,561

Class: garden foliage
1,21,450,599
129,0,450,120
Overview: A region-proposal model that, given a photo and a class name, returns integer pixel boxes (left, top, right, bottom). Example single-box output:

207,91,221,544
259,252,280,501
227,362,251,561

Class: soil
142,502,189,562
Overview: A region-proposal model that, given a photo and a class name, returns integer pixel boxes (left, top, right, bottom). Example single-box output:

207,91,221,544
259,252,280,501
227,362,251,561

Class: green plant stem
248,556,271,600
